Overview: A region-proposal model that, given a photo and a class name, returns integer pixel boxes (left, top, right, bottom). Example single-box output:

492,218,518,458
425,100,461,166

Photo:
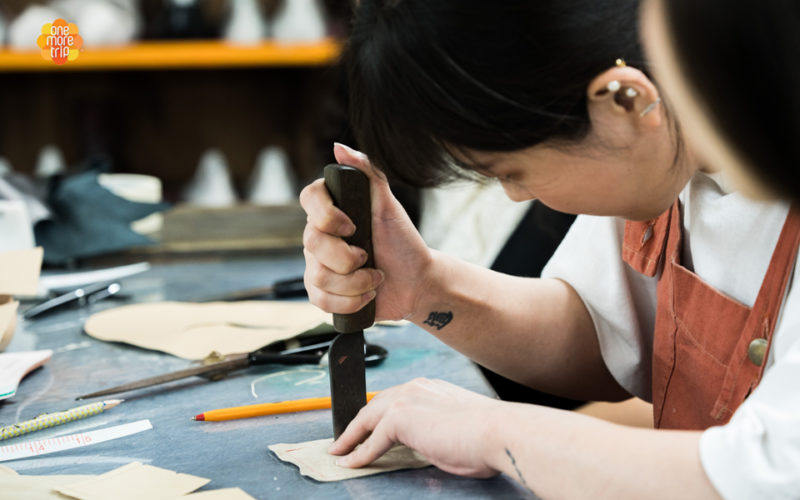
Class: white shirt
419,181,531,267
541,172,800,500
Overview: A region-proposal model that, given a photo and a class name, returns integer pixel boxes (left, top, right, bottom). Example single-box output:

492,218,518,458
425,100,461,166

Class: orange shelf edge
0,39,342,72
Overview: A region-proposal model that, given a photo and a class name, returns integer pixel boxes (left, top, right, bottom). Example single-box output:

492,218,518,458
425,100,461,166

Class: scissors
76,334,388,400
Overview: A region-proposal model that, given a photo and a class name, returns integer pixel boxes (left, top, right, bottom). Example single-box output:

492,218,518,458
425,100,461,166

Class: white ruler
0,419,152,462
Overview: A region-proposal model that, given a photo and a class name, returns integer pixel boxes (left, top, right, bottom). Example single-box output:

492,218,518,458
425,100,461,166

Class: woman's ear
587,65,662,129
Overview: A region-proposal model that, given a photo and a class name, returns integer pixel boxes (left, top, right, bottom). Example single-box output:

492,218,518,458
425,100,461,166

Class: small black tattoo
505,448,529,489
423,311,453,330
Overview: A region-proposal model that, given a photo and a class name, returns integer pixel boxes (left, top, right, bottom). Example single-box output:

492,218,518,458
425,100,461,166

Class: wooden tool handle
324,164,376,332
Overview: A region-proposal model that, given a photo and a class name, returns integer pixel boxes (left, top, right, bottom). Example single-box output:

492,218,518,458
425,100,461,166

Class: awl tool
324,164,375,439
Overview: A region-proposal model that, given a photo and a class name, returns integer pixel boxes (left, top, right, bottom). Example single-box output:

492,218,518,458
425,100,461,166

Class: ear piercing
613,87,637,112
597,82,647,113
598,59,659,117
601,79,642,113
639,98,661,117
599,81,637,96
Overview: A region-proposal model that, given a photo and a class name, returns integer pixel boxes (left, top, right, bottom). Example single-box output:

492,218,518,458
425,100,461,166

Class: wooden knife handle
324,164,376,332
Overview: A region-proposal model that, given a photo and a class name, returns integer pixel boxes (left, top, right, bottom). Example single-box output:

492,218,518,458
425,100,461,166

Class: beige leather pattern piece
84,301,333,360
269,438,430,482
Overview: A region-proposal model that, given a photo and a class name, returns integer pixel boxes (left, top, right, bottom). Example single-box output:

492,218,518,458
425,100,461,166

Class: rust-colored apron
623,200,800,429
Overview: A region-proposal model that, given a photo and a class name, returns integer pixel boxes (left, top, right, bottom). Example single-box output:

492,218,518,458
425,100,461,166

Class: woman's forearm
407,250,628,401
486,403,721,500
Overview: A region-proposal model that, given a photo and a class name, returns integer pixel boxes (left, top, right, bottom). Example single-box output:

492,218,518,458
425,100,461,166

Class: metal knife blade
324,164,375,438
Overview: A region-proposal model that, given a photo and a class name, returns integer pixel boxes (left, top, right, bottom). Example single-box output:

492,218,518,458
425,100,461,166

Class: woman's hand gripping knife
300,143,433,322
299,145,501,478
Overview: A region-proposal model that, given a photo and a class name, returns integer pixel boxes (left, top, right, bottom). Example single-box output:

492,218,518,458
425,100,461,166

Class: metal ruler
0,419,152,462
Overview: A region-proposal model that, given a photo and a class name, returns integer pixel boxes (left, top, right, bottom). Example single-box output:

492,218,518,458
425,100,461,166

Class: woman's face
456,93,696,221
640,0,774,199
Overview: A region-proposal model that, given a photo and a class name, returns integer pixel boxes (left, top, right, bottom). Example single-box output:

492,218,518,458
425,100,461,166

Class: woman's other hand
328,378,501,478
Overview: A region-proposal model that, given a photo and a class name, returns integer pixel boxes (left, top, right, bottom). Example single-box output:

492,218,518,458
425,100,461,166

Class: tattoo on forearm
505,448,529,489
423,311,453,330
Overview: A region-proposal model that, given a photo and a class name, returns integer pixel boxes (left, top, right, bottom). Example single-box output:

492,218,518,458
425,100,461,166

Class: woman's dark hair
344,0,646,187
663,1,800,201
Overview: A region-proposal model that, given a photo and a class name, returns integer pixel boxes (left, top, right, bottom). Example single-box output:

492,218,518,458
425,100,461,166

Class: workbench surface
1,255,534,499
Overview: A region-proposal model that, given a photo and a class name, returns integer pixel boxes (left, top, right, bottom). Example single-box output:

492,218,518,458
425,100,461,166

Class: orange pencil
193,392,379,422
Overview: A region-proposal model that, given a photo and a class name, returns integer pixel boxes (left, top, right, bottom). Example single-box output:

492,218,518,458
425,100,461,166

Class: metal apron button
747,338,768,366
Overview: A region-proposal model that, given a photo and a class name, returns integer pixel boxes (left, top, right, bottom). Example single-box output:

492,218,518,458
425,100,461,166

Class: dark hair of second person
344,0,646,187
661,0,800,201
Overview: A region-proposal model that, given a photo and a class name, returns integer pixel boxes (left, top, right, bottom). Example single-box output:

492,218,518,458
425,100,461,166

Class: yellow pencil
193,392,378,422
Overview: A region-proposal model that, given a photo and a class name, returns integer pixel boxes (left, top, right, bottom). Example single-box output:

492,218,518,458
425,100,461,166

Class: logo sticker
37,19,83,66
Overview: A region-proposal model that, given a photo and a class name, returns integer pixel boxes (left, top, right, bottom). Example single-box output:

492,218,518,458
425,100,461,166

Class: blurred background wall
0,0,352,200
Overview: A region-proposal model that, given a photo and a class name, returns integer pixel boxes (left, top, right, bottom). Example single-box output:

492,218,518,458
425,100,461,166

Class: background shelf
0,39,342,72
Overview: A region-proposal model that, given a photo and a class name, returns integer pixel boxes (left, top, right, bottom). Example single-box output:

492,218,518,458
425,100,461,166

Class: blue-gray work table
1,255,534,499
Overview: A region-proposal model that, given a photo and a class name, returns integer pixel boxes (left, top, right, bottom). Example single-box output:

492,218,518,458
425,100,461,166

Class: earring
613,86,638,112
615,58,627,68
639,98,662,117
595,79,621,97
596,81,637,100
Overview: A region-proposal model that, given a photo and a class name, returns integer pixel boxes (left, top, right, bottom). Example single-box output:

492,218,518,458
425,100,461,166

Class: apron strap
622,202,676,277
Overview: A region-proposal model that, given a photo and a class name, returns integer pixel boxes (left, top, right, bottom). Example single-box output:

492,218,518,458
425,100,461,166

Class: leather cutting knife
324,164,375,439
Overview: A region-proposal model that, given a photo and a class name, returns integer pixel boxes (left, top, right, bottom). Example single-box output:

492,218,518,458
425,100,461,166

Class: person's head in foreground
641,0,800,203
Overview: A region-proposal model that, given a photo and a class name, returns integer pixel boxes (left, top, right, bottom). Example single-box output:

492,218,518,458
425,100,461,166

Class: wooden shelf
0,39,342,72
154,203,306,253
